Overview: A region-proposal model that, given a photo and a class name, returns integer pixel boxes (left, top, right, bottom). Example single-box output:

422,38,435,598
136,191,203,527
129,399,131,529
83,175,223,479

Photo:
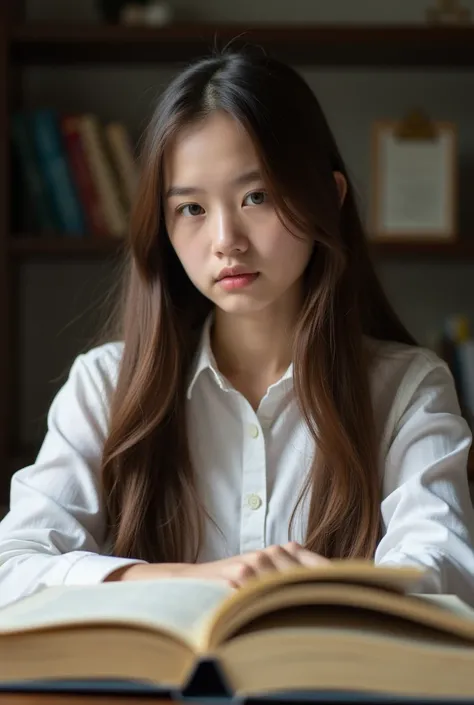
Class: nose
211,208,248,257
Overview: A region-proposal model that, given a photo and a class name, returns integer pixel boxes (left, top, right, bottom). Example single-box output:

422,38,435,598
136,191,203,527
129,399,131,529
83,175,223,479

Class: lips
217,271,260,291
217,266,257,281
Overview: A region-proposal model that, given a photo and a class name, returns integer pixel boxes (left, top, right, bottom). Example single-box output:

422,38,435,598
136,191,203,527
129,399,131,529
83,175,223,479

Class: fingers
228,560,258,589
233,543,329,586
263,544,302,571
227,548,293,588
283,541,331,568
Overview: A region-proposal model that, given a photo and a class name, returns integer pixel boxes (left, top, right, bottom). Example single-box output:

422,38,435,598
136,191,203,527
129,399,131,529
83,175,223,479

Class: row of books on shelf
11,109,139,239
440,315,474,428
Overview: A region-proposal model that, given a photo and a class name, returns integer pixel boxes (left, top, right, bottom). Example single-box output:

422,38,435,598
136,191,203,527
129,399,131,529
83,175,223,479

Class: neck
211,296,301,383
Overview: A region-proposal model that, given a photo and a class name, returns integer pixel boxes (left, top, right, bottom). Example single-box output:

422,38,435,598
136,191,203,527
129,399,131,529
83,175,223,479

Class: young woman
1,49,474,608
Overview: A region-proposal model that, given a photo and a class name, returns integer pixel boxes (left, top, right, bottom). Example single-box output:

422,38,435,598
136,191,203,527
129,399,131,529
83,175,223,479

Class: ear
333,171,347,207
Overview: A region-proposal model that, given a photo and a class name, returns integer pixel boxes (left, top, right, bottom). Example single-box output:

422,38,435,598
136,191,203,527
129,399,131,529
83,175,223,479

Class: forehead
163,111,260,184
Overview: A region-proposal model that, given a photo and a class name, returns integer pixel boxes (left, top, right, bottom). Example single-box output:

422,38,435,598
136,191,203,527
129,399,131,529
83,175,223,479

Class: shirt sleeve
0,348,146,608
375,357,474,605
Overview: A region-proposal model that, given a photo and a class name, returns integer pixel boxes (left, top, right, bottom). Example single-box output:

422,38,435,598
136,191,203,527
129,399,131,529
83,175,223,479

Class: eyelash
176,190,268,217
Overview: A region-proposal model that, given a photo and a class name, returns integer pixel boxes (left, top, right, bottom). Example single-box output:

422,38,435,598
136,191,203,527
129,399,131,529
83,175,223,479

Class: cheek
261,227,313,273
170,233,207,282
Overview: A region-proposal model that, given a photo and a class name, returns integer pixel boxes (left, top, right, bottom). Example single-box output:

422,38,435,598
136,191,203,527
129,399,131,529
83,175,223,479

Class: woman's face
163,110,314,319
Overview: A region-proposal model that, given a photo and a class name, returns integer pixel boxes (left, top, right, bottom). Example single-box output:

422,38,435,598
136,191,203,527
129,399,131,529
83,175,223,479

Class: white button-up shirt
1,320,474,608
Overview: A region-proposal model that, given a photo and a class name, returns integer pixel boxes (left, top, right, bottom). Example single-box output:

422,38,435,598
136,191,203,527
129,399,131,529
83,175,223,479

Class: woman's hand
174,542,330,587
107,542,329,587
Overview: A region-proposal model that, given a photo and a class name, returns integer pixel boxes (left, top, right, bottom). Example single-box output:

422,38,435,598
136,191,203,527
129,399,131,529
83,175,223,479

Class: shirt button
247,493,262,510
249,424,259,439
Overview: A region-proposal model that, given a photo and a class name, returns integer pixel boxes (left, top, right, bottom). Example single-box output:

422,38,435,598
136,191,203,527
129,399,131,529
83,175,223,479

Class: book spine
457,340,474,425
30,108,87,237
61,115,109,237
10,111,58,233
104,122,139,211
77,115,128,238
442,315,471,418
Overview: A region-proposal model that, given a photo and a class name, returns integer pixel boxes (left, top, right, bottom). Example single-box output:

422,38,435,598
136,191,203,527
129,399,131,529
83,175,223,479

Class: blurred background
2,0,474,510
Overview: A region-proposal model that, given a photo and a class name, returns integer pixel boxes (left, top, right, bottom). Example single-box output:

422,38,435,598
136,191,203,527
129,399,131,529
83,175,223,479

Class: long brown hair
101,48,416,563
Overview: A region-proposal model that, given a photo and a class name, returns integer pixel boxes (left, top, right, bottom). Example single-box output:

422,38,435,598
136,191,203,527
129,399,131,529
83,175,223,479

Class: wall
25,0,474,23
16,0,474,447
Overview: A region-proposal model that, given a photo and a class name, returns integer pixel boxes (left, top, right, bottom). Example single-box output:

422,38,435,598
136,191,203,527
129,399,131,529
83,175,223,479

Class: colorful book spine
441,315,473,423
458,340,474,424
77,114,128,238
30,108,87,237
10,111,57,233
104,122,139,211
61,115,109,237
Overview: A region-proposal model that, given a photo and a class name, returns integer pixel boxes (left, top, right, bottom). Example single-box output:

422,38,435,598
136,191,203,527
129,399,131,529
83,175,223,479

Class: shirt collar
187,314,227,399
186,313,294,400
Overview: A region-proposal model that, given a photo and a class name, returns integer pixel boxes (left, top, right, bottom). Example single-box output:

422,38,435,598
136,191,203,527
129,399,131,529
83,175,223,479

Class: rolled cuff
63,551,147,585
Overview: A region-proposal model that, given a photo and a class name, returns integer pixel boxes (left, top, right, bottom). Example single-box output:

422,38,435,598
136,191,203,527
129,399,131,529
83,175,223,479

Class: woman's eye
178,204,204,217
243,191,267,206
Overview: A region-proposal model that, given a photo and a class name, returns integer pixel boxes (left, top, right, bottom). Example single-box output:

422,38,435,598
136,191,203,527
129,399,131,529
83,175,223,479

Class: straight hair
100,49,416,563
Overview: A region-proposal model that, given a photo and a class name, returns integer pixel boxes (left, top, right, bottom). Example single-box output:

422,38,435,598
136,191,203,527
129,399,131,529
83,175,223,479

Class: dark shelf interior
9,23,474,67
369,239,474,259
9,235,126,258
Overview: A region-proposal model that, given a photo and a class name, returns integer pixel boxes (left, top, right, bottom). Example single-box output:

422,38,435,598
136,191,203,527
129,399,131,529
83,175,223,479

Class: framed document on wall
370,112,458,242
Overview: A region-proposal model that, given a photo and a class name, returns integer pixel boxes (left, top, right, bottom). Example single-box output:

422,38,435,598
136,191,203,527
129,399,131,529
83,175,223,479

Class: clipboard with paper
370,109,458,242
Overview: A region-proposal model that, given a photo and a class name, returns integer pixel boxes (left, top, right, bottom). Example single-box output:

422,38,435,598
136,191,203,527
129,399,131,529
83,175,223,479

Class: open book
1,561,474,699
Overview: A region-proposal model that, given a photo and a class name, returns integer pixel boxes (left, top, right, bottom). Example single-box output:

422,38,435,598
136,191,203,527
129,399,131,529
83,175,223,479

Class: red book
61,114,109,237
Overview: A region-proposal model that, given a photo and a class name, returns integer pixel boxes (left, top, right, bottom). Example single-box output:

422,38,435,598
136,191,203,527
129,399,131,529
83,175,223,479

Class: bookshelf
9,235,124,258
0,8,10,502
1,3,474,501
10,23,474,67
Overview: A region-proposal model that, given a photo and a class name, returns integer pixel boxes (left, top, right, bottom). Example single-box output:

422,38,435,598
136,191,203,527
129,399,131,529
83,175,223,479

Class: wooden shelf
10,23,474,67
370,240,474,259
8,236,124,258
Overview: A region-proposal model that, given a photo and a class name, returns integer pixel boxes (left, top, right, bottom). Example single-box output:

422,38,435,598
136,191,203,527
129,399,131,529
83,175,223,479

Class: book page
0,579,233,649
420,594,474,619
203,568,474,649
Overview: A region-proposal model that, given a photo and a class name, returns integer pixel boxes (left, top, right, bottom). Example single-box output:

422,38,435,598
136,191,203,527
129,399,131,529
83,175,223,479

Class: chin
213,296,272,316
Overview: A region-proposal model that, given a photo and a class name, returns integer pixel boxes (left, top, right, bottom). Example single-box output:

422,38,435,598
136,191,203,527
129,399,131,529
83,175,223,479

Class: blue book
30,108,87,236
10,111,58,233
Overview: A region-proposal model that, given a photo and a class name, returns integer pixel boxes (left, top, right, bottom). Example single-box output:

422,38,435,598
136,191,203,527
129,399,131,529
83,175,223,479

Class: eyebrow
166,169,263,198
